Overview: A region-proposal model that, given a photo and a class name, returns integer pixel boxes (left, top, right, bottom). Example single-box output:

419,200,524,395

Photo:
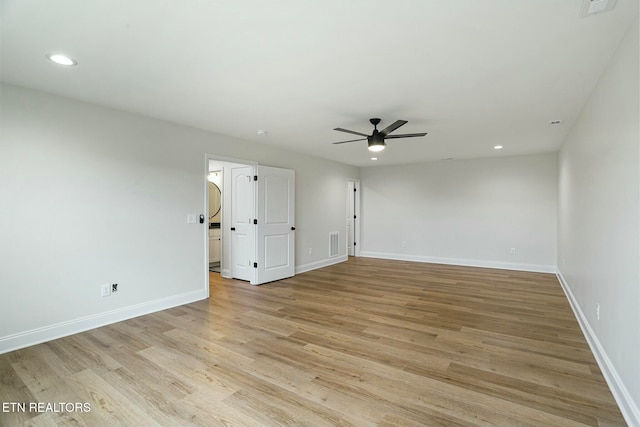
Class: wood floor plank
169,391,258,427
0,357,37,426
304,343,589,427
64,369,161,426
0,258,627,426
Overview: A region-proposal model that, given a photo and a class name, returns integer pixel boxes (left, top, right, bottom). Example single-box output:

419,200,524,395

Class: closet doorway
208,157,253,280
206,155,296,285
207,170,222,273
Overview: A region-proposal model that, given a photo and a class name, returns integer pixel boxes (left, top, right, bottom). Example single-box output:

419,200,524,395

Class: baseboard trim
0,289,208,355
556,271,639,427
360,251,556,273
219,258,348,280
296,255,348,274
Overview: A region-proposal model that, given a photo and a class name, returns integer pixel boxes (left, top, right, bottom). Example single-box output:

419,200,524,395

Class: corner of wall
295,255,348,275
556,270,640,426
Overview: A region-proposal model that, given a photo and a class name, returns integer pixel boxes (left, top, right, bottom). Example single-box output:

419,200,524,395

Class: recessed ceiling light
257,129,267,136
46,53,77,66
371,157,378,161
494,145,503,150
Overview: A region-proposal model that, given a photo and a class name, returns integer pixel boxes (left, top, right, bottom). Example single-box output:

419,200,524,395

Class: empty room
1,1,638,426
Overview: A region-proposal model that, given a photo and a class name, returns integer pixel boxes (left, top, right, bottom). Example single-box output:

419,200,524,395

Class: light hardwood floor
0,258,626,426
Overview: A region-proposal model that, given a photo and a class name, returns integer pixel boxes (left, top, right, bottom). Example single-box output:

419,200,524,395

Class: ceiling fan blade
380,120,408,136
332,138,367,144
334,127,369,137
384,132,427,139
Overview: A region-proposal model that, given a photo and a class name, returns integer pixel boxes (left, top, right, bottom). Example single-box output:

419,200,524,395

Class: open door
347,181,355,256
230,166,255,282
347,179,360,257
254,165,295,285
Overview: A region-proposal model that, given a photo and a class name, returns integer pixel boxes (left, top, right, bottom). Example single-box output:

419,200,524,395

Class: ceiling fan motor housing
368,119,384,149
367,129,387,151
368,131,386,149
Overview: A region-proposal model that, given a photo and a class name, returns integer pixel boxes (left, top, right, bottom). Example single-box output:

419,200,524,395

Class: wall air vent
329,232,339,258
580,0,617,17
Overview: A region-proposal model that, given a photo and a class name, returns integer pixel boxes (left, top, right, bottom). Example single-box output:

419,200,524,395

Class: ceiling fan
332,118,427,152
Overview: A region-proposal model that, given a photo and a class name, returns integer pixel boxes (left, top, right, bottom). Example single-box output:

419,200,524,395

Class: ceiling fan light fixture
368,143,385,152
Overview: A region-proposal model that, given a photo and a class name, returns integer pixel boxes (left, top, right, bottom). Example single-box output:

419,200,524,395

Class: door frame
205,154,257,287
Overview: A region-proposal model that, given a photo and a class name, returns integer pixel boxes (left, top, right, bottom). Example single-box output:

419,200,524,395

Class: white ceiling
1,0,637,167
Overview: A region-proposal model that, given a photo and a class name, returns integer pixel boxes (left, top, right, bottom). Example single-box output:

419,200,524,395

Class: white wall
557,18,639,425
360,153,558,272
0,83,358,352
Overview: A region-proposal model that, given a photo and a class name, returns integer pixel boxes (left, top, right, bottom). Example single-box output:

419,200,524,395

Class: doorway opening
207,156,255,281
347,179,361,257
207,169,222,273
205,155,296,286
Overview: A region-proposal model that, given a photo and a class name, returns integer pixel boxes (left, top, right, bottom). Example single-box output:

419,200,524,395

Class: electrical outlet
187,214,197,224
401,241,407,248
308,248,313,255
101,284,111,297
510,248,516,255
596,303,600,320
112,283,118,293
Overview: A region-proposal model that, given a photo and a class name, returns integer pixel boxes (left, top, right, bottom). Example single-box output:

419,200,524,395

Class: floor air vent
329,232,339,257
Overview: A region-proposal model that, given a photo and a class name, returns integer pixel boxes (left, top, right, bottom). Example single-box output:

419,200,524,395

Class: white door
347,181,355,256
231,166,255,282
347,180,360,257
255,165,295,285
